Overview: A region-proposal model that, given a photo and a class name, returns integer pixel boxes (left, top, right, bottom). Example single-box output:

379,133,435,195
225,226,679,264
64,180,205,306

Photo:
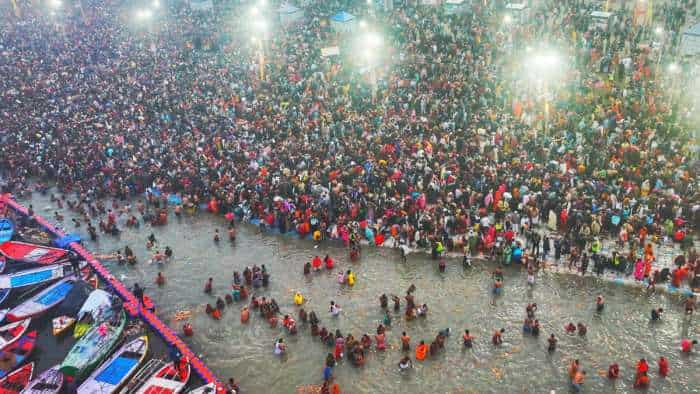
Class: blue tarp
37,281,74,306
0,219,14,243
54,234,81,249
167,194,182,205
331,11,355,22
95,356,139,385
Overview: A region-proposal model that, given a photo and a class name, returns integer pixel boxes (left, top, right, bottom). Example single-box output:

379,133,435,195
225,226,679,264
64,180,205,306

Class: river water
22,191,699,393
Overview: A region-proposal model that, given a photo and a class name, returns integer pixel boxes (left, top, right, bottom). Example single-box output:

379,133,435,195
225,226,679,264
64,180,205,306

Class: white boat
135,362,190,394
78,336,148,394
20,365,63,394
0,263,73,289
6,276,76,322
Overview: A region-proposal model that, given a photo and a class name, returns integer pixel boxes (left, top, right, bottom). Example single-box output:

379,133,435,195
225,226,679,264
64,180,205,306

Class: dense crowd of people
1,0,700,392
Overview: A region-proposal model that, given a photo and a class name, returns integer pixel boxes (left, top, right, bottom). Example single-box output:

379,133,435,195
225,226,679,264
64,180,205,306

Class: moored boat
0,331,37,379
135,362,190,394
78,336,148,394
59,310,126,380
0,264,73,290
0,319,30,351
19,365,62,394
6,276,76,322
0,362,33,394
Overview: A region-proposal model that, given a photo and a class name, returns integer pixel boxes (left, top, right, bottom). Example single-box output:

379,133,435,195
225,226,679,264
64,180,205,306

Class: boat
0,257,5,275
0,362,33,394
0,331,37,378
51,316,75,336
52,281,93,319
188,383,222,394
0,242,68,265
135,362,190,394
0,264,73,289
0,290,10,307
0,319,30,351
77,336,148,394
0,310,6,324
20,365,62,394
59,310,126,380
73,289,113,339
6,276,76,322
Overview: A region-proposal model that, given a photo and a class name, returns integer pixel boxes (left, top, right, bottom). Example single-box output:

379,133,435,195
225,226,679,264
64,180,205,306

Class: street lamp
251,17,268,80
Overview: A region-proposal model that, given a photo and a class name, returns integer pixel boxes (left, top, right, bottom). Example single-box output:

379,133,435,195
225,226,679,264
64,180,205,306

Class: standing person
400,332,411,351
596,295,605,312
571,370,586,392
492,328,505,346
463,330,474,348
684,295,695,315
204,278,213,294
132,283,145,304
658,356,669,377
547,334,557,352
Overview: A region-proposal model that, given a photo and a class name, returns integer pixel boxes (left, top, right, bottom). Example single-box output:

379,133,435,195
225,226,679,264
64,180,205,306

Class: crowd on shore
1,0,700,392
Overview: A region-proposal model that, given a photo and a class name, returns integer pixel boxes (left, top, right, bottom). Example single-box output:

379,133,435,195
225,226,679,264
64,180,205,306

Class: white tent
444,0,468,15
681,22,700,56
278,3,304,26
330,11,356,32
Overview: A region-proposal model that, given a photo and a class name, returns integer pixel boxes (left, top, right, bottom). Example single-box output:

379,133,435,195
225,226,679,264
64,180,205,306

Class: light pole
527,52,562,137
251,18,268,80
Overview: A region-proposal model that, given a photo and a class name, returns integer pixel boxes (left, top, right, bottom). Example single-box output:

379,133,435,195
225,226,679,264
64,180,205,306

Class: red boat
0,362,33,394
0,331,37,378
135,362,190,394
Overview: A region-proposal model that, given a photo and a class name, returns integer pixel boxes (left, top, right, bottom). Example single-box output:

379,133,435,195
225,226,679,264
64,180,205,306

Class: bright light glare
668,63,680,73
48,0,62,8
365,32,382,48
530,52,561,71
504,15,513,24
250,6,259,16
655,26,663,35
252,19,268,32
152,0,160,8
135,8,153,20
359,20,368,29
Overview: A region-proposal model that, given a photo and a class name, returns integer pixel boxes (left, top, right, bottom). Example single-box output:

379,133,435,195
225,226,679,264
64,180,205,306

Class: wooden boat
59,310,126,380
188,383,221,394
51,316,75,336
0,362,33,394
6,276,76,322
77,336,148,394
20,365,63,394
0,319,30,351
135,362,190,394
0,264,73,289
0,331,37,378
0,242,67,265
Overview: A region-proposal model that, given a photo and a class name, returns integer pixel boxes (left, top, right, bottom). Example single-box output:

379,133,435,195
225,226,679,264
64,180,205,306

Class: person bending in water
565,322,577,334
651,307,664,321
607,363,620,379
463,330,474,348
204,278,213,294
398,356,413,371
492,328,505,346
595,295,604,312
577,323,587,337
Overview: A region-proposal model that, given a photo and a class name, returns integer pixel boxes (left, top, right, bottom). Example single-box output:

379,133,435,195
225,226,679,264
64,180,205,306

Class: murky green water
22,191,700,393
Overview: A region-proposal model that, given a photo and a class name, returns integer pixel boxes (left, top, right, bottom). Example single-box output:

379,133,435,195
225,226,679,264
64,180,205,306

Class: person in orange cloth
415,340,428,361
658,356,669,377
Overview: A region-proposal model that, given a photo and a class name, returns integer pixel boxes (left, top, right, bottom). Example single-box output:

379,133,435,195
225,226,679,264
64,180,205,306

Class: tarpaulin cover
53,234,81,249
53,281,93,318
0,219,14,243
0,241,68,264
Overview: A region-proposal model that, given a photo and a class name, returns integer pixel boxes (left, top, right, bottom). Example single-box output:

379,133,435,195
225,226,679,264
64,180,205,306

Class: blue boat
0,257,5,274
0,263,73,289
6,276,76,322
0,219,13,243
